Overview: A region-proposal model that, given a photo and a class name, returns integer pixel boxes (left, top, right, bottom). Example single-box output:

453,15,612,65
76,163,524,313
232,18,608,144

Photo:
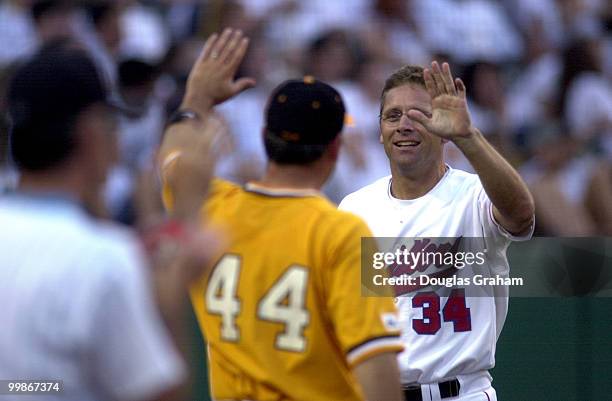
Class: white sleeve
476,184,534,242
88,242,186,401
338,193,357,212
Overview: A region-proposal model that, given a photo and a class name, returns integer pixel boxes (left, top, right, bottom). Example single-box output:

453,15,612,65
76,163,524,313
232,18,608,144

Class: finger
226,37,250,73
423,68,438,98
198,32,218,62
455,78,467,99
220,30,243,63
430,61,447,95
231,77,257,95
407,109,431,128
441,62,457,95
210,27,233,60
409,116,430,137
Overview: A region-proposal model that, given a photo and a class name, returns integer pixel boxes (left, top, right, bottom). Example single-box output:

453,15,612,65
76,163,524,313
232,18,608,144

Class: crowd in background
0,0,611,235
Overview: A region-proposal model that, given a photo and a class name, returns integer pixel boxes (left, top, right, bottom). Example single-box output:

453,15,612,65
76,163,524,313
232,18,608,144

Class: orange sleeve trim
347,336,404,367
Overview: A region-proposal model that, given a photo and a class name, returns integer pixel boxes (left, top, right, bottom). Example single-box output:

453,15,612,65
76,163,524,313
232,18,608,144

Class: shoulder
442,167,484,198
206,178,244,210
210,177,242,196
312,204,375,258
77,222,149,290
446,167,481,188
339,175,391,212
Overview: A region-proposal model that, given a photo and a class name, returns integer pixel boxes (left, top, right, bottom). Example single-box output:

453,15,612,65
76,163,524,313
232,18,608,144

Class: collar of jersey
3,190,85,217
244,182,323,198
387,164,452,205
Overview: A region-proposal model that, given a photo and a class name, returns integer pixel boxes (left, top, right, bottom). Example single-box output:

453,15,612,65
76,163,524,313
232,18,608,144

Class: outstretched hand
407,61,473,140
182,28,256,114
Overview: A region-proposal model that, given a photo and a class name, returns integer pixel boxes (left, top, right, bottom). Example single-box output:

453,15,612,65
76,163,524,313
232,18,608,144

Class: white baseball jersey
339,166,532,385
0,193,185,401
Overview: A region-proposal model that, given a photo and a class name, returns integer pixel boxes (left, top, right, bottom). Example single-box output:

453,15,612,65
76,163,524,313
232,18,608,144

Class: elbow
512,195,536,233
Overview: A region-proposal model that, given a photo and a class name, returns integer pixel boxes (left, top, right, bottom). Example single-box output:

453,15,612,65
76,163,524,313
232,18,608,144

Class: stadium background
0,1,610,400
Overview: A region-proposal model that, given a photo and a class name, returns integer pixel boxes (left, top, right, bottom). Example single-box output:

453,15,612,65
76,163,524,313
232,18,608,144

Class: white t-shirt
0,194,185,401
339,167,532,384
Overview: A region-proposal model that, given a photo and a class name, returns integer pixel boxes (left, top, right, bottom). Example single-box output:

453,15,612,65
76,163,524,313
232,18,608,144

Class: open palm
408,61,473,140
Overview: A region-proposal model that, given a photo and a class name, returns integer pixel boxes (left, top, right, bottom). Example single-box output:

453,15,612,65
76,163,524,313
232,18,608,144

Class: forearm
453,128,534,233
353,352,403,401
159,119,216,221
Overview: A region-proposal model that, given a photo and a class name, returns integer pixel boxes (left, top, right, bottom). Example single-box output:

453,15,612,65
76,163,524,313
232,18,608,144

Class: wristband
167,109,200,127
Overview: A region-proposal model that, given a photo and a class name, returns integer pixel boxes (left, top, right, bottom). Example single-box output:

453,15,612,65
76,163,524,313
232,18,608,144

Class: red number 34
412,289,472,335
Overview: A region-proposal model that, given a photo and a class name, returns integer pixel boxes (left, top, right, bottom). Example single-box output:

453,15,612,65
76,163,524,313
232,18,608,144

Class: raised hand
407,61,473,140
182,28,256,114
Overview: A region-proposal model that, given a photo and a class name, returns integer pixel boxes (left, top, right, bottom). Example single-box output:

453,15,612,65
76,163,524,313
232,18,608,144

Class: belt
403,379,461,401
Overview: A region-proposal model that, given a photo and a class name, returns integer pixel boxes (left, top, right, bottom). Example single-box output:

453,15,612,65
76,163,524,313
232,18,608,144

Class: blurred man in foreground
160,29,404,401
0,43,220,401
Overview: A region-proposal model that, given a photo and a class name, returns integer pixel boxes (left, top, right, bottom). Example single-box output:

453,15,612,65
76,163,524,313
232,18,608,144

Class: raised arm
407,61,535,235
158,28,255,220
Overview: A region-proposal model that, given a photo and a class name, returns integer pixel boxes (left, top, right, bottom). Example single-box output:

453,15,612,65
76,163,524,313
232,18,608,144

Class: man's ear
379,131,383,144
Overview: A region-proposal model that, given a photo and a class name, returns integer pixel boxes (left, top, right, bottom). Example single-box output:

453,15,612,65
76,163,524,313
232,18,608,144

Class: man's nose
397,114,414,132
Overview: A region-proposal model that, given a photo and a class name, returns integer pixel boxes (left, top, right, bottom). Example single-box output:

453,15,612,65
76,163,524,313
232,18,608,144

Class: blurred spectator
165,0,201,42
462,62,510,137
325,58,393,201
0,65,19,193
506,53,562,135
161,37,206,116
412,0,523,63
0,0,37,67
511,0,564,54
522,122,612,235
559,38,612,158
361,0,431,66
304,29,364,84
117,59,163,171
216,28,278,183
78,1,125,88
31,0,75,45
557,0,607,43
120,0,171,64
104,59,165,224
1,0,609,232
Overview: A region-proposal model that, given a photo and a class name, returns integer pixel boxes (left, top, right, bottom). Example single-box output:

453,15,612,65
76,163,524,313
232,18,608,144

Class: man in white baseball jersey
0,43,218,401
339,63,535,401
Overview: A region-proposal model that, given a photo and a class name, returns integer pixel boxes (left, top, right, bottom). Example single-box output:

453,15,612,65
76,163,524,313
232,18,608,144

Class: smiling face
379,83,444,175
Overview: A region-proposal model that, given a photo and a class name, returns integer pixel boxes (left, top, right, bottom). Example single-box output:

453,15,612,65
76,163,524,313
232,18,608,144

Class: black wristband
167,109,200,127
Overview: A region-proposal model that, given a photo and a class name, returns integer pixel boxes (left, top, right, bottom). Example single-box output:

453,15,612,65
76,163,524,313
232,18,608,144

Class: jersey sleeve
322,213,403,367
87,241,186,401
475,182,534,242
474,182,534,275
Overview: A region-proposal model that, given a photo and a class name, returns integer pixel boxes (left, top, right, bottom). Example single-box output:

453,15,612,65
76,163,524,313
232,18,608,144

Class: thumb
232,77,256,95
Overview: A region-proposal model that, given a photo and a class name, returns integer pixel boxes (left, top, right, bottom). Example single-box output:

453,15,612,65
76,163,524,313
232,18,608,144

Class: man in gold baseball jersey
160,29,404,401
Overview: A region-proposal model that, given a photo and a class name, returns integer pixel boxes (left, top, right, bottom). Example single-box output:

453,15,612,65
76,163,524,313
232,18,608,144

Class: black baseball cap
265,77,346,145
8,43,125,130
7,42,128,171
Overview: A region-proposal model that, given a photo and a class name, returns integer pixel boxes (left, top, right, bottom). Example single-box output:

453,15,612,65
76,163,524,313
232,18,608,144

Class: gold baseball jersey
166,179,402,401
